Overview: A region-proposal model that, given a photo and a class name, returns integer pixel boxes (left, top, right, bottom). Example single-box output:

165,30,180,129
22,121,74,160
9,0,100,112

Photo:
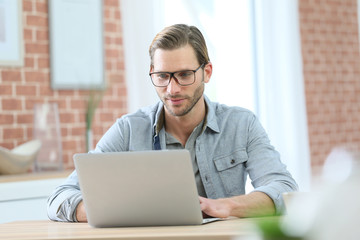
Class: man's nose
166,76,181,94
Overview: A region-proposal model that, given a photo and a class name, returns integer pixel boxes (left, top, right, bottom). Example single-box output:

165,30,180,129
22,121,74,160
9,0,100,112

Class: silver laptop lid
73,150,203,227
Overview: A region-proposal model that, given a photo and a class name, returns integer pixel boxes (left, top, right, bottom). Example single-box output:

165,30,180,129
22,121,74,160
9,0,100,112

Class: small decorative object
85,90,104,152
33,103,63,172
0,140,41,175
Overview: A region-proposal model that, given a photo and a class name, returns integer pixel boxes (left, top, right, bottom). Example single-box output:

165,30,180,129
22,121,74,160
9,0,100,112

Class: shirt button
231,159,235,164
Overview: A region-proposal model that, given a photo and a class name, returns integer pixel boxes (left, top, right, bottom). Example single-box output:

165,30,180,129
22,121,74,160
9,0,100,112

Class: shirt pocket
213,148,248,195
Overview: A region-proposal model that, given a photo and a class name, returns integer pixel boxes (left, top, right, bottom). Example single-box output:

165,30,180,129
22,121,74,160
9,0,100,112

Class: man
47,24,298,222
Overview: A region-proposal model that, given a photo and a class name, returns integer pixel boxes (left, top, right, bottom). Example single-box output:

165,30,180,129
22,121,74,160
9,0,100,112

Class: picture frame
49,0,105,90
0,0,24,66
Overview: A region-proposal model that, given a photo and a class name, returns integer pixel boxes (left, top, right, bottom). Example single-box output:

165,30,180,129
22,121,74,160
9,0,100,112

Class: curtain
120,0,162,113
253,0,311,190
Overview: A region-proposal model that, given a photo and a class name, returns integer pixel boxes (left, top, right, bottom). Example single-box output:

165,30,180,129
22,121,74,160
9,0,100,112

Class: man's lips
167,98,185,105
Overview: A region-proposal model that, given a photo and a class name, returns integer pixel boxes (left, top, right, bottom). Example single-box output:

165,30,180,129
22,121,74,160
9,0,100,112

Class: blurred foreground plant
256,217,303,240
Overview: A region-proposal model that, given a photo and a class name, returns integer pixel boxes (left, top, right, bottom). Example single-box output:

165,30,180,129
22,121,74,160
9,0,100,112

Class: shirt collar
203,95,220,133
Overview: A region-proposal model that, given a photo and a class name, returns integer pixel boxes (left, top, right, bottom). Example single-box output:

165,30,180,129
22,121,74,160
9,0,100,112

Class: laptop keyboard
202,218,220,224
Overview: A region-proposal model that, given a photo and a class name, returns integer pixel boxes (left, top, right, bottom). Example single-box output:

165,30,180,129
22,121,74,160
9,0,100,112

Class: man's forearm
228,192,276,218
199,191,276,218
75,200,87,222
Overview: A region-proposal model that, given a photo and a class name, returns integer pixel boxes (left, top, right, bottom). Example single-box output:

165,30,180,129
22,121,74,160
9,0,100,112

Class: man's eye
178,71,192,78
157,73,169,79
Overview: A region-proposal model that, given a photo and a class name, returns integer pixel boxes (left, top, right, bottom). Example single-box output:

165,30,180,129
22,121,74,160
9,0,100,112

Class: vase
33,103,63,172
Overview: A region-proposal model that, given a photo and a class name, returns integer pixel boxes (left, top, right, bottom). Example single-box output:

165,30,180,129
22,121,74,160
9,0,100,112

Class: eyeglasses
149,63,205,87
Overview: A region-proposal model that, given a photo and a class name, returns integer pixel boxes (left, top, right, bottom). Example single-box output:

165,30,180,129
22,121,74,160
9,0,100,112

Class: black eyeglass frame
149,63,205,87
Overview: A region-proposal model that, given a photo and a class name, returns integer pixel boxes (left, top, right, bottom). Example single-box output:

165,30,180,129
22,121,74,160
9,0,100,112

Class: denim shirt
47,95,298,222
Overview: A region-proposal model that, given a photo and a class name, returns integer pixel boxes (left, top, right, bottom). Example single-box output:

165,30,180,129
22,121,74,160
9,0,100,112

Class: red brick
17,113,34,124
26,15,48,27
106,100,121,109
24,98,44,110
62,139,77,151
71,99,86,109
58,90,77,97
38,57,50,68
16,85,37,96
36,2,48,13
78,113,86,122
71,126,86,136
24,29,33,41
104,0,119,7
99,112,113,122
117,86,127,96
39,85,53,96
92,126,106,135
0,114,14,124
35,30,49,42
0,142,15,150
23,0,33,12
1,70,21,81
25,71,49,82
105,36,112,45
0,84,13,95
106,61,112,70
59,113,75,123
116,61,125,70
105,22,118,32
2,98,22,110
104,9,112,18
25,57,35,68
52,99,67,110
115,36,123,45
109,73,121,83
60,127,68,139
114,10,121,19
3,128,24,139
25,43,49,54
27,127,33,139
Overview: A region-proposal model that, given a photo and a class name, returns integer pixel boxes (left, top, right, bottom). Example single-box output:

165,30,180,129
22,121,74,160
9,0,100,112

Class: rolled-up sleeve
246,114,298,214
47,170,83,222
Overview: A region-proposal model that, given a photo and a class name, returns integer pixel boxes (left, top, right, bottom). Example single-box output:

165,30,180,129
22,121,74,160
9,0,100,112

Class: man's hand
199,192,276,218
75,201,87,222
199,196,233,218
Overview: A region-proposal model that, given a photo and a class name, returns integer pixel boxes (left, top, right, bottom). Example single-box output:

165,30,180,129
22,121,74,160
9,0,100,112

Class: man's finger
198,196,206,202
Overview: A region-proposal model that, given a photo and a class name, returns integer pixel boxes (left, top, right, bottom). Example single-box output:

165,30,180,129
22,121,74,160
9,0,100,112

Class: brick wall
299,0,360,169
0,0,127,169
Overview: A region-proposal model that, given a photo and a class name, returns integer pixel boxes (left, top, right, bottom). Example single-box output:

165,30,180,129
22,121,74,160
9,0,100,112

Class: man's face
151,44,211,117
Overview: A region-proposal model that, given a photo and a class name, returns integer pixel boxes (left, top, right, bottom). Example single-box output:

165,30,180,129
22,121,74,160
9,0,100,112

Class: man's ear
203,62,213,83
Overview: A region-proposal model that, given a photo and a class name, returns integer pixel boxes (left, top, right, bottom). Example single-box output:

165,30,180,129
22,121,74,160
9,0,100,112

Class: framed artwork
0,0,24,66
49,0,105,89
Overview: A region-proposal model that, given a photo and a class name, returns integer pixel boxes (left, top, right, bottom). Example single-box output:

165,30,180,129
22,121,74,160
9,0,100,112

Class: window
163,0,257,112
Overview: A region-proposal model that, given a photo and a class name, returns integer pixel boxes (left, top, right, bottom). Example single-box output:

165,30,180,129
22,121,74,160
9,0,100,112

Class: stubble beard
161,81,205,117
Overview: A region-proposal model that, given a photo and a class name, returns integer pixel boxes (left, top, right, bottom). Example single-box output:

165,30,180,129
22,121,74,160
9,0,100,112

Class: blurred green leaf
256,218,302,240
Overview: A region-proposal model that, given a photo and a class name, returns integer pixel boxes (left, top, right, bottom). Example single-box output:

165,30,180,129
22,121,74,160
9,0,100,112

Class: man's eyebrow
153,68,195,73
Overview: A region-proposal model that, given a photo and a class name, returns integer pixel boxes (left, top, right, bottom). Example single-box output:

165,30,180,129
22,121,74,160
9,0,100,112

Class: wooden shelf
0,170,72,183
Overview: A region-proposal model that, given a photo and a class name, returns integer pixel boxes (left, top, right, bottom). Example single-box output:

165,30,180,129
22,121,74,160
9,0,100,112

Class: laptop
73,150,219,227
